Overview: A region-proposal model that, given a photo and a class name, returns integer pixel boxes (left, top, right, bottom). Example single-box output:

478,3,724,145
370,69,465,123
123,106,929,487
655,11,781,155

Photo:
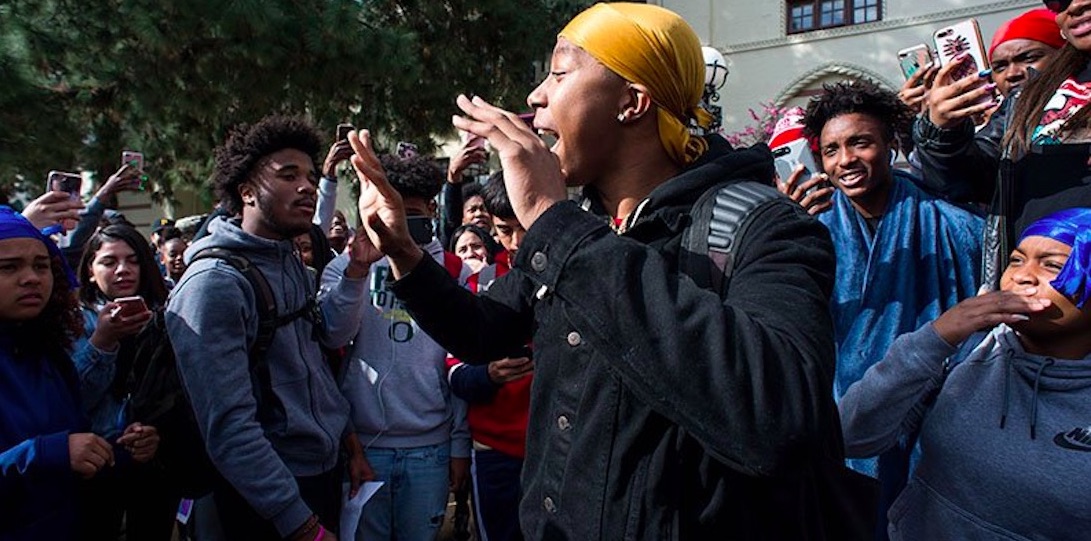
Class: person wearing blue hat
0,206,115,540
841,207,1091,539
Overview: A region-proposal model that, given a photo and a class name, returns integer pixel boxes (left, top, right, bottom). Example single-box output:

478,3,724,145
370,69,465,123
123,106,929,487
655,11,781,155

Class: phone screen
48,171,82,199
336,124,354,142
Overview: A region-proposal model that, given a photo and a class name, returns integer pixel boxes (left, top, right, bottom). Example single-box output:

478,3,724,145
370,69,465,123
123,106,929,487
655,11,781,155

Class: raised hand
21,191,84,230
452,94,566,230
346,129,423,278
898,63,938,114
447,136,489,183
97,162,144,200
322,140,355,180
926,55,998,129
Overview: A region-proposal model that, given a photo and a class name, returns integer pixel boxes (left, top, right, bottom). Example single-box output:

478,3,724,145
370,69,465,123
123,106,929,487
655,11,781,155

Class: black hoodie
393,138,853,539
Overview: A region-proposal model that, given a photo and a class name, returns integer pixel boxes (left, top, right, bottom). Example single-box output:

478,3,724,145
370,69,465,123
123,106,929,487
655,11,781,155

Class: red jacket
445,254,531,458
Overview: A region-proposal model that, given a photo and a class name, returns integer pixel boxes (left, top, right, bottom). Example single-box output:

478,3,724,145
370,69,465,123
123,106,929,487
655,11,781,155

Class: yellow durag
559,3,713,166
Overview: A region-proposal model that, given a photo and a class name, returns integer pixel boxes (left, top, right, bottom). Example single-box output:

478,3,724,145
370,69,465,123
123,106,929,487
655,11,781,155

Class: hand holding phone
928,19,997,128
933,19,994,102
336,124,355,142
897,44,934,83
111,296,149,319
120,151,148,191
48,171,83,200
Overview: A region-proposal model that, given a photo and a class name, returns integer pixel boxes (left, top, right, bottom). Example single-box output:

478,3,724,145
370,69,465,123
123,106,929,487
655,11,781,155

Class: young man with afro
782,79,985,535
321,152,473,541
167,115,374,541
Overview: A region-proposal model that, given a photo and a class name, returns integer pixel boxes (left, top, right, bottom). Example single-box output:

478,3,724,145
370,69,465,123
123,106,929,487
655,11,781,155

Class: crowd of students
2,1,1090,540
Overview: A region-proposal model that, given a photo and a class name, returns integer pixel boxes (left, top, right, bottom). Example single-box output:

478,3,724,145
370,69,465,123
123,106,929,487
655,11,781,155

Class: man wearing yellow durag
345,3,866,539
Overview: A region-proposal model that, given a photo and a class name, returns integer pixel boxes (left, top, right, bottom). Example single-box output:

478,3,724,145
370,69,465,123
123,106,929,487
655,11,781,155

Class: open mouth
536,127,560,151
838,170,867,188
1070,16,1091,38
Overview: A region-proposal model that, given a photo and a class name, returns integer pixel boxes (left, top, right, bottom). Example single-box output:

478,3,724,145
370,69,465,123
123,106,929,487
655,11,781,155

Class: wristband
291,515,319,540
314,525,326,541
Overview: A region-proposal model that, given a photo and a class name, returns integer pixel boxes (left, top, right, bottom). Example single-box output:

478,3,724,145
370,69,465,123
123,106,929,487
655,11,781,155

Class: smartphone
406,216,434,245
121,150,148,191
336,124,354,142
121,150,144,171
897,44,934,82
47,171,83,199
772,139,822,190
934,19,990,84
111,296,148,318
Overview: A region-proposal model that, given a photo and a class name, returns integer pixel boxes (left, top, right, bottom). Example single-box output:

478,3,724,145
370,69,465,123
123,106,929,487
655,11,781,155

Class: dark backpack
679,180,880,541
125,247,314,498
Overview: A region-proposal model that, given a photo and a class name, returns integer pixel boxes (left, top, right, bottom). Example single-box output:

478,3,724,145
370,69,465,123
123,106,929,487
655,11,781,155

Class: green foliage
0,0,591,204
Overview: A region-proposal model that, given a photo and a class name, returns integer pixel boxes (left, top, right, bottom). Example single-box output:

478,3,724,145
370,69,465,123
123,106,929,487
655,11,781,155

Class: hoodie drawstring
1029,358,1056,440
1000,349,1015,430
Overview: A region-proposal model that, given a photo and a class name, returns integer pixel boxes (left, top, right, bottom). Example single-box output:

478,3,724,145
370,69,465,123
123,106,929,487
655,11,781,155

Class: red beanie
989,8,1066,61
768,107,807,150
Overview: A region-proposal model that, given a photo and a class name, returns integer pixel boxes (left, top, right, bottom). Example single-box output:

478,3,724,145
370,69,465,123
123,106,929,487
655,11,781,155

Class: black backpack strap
191,248,280,362
681,181,783,295
191,248,300,422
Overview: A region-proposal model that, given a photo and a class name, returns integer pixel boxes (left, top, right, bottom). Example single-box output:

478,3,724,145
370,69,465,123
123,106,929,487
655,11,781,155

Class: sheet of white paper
340,481,384,536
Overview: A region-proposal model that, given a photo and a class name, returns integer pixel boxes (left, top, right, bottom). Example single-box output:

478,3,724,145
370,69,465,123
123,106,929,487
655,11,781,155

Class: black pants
78,462,180,541
213,464,343,540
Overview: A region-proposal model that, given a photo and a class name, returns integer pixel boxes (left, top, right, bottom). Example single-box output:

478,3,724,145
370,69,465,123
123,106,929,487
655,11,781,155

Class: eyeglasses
1044,0,1072,13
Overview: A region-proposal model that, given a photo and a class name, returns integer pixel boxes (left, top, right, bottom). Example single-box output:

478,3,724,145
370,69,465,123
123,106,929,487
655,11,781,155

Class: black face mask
406,216,434,245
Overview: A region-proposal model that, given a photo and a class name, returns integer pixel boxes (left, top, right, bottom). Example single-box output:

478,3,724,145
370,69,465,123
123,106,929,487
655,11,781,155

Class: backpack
125,247,315,498
679,180,880,541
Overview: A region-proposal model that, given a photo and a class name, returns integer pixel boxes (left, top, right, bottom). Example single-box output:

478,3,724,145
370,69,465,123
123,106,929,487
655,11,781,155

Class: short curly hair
481,171,514,219
802,79,915,150
378,153,444,201
213,116,323,214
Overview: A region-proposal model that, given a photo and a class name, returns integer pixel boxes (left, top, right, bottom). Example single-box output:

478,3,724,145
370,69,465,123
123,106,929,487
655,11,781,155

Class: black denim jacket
393,141,853,539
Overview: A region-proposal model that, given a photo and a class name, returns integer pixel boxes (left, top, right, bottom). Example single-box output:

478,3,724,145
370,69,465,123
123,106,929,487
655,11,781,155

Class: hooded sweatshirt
165,217,367,537
323,240,471,458
0,328,84,541
840,324,1091,540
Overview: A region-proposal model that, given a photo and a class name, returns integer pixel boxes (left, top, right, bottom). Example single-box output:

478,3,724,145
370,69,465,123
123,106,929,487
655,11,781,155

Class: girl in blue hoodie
0,206,112,540
841,207,1091,539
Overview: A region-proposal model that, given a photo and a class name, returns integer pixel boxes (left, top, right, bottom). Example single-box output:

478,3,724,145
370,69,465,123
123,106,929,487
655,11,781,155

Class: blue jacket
0,327,85,540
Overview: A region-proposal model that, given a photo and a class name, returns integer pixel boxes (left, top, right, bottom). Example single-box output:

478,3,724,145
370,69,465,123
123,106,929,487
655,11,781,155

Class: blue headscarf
0,206,77,289
1019,208,1091,308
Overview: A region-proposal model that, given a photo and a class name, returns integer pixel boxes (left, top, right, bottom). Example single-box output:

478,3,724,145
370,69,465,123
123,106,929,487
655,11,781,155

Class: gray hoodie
322,240,471,458
166,217,366,537
841,323,1091,540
